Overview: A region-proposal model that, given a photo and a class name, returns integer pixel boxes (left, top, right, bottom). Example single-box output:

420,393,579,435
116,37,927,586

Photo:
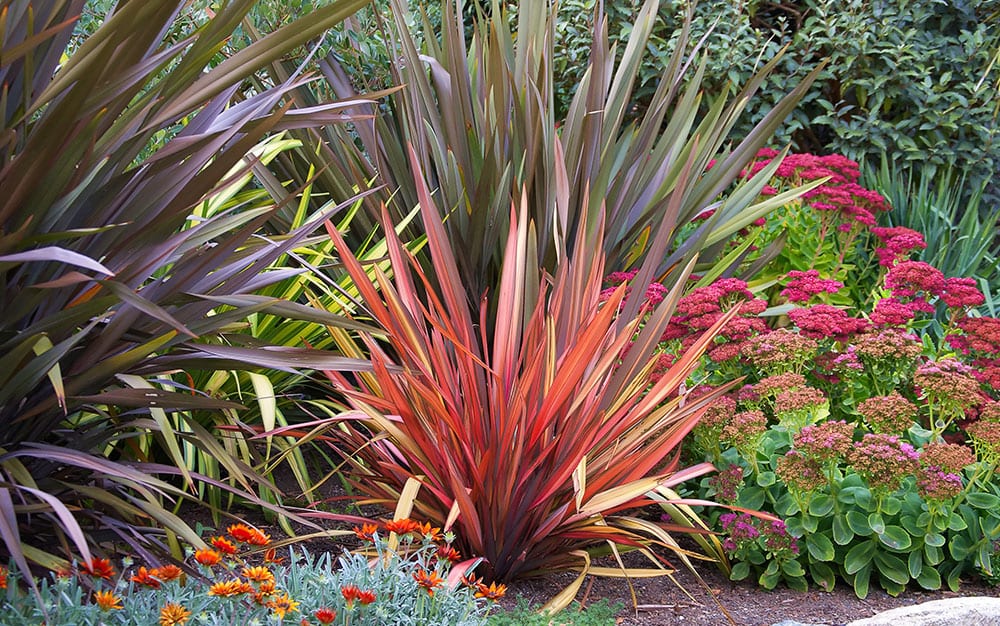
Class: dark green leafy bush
551,1,1000,200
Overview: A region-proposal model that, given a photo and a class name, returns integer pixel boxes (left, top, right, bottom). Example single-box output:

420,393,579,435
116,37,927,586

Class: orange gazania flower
245,529,270,546
418,522,442,542
266,592,299,618
194,548,221,567
263,547,284,565
436,544,461,563
159,602,192,626
82,557,115,580
227,523,256,543
94,589,123,611
341,584,362,608
130,566,161,589
314,607,337,624
412,568,444,596
150,564,183,582
252,580,277,605
210,536,238,555
241,565,275,584
352,523,378,542
474,581,508,601
460,572,481,588
208,578,253,597
0,566,7,590
383,518,421,536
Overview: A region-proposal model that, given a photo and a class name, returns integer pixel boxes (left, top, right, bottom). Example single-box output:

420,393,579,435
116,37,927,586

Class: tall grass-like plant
260,0,823,605
863,157,1000,305
0,0,375,582
322,168,737,591
270,0,824,316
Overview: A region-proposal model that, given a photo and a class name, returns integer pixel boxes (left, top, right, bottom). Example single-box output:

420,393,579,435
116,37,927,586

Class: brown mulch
498,559,998,626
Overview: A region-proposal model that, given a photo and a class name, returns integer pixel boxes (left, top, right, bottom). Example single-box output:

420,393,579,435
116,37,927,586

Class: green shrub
550,1,1000,201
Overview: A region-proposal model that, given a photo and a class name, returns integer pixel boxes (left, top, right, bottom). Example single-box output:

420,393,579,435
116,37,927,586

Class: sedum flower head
776,450,826,493
920,442,975,472
857,392,918,434
917,466,964,502
848,433,919,493
742,329,819,375
794,420,853,463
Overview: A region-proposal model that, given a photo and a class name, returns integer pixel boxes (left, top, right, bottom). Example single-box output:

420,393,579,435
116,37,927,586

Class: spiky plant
0,0,376,581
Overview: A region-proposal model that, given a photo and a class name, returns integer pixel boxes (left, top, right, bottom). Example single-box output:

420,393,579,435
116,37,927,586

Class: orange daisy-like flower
418,522,442,542
357,589,377,605
314,607,337,624
263,547,284,565
352,523,378,542
208,578,253,597
227,523,255,543
159,602,192,626
241,565,275,584
475,581,508,601
245,529,270,546
266,592,299,618
341,584,362,608
150,564,183,582
412,568,444,596
436,544,461,563
129,566,161,589
0,565,7,590
82,557,116,580
383,517,421,536
194,548,221,567
460,572,481,588
210,536,239,555
252,580,278,605
94,589,123,611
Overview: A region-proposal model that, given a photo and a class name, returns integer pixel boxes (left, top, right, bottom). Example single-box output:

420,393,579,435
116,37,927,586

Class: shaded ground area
501,559,997,625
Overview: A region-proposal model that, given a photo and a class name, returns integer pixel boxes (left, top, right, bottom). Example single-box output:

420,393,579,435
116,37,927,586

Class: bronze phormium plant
0,0,376,584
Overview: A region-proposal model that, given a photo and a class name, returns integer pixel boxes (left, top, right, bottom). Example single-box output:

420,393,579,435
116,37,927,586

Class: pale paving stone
847,597,1000,626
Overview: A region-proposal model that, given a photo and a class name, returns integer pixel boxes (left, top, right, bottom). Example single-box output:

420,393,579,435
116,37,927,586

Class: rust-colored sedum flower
857,392,918,434
194,548,221,567
159,602,192,626
208,578,253,597
150,564,183,582
314,607,338,624
82,557,116,580
383,517,421,536
130,566,161,589
242,565,275,584
267,592,299,618
94,589,123,611
353,523,379,542
210,536,239,555
412,568,444,596
474,581,507,601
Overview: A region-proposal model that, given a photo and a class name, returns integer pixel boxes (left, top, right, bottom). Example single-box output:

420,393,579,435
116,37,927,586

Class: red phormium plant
319,154,736,582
